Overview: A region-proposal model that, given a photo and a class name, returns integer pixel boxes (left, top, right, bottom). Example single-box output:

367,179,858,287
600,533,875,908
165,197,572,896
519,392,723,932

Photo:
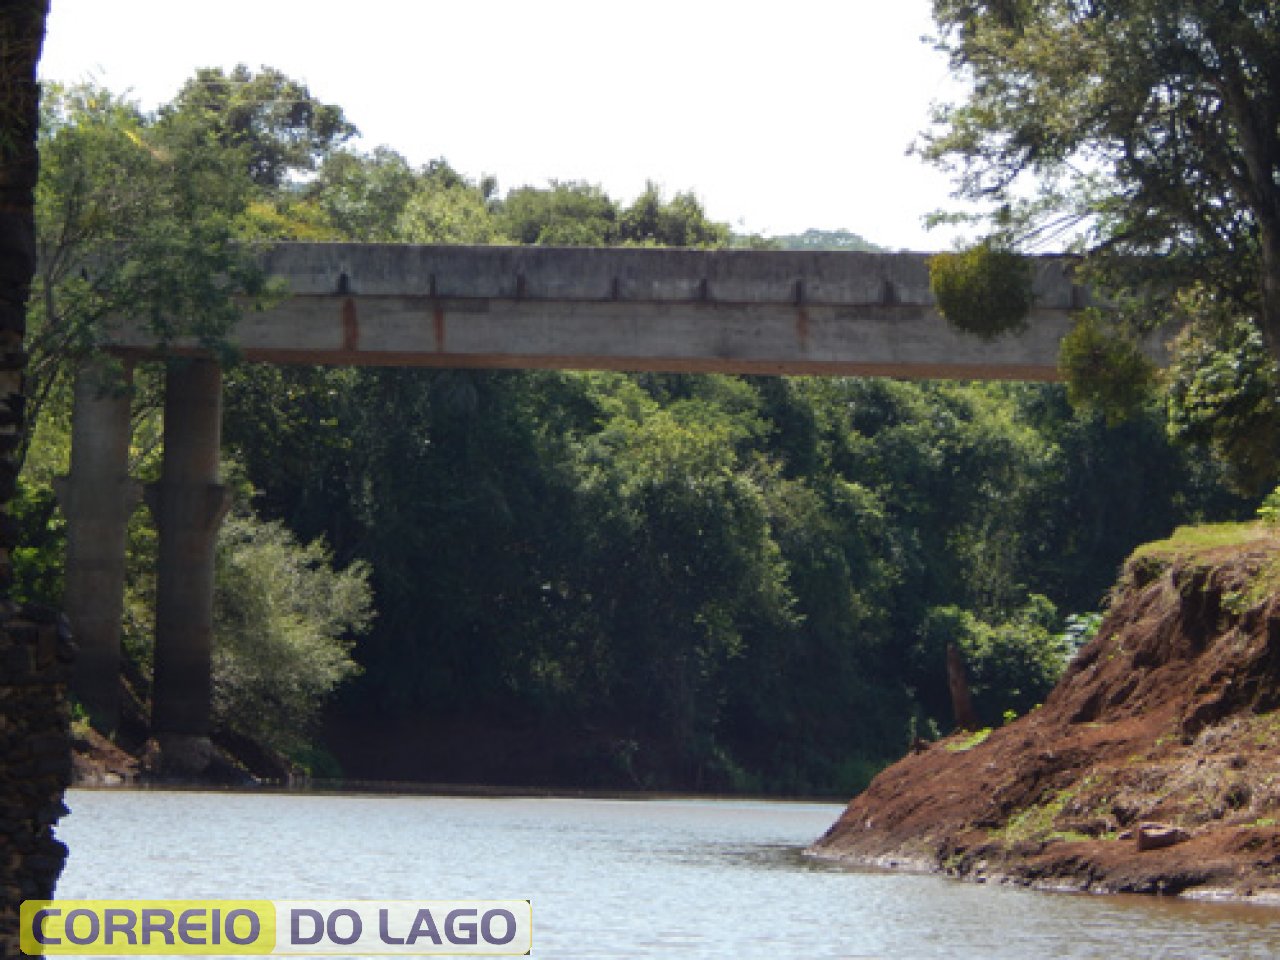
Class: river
52,789,1280,959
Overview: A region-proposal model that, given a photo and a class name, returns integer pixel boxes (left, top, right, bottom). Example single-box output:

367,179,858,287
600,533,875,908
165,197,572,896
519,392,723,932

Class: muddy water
54,790,1280,958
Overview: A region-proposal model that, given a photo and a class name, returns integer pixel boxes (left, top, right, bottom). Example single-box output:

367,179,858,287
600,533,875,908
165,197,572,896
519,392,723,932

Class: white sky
38,0,976,251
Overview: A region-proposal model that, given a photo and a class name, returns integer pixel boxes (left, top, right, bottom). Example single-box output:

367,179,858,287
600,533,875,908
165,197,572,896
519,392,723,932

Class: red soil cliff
809,525,1280,900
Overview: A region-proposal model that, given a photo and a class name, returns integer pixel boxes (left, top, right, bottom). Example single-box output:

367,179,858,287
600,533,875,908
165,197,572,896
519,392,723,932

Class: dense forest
18,66,1257,795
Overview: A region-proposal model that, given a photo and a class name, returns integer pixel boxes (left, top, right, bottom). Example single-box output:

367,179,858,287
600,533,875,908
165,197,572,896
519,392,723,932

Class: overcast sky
38,0,976,251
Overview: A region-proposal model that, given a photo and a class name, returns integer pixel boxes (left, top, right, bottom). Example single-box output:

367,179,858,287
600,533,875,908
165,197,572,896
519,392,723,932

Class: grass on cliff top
1125,522,1280,606
1128,522,1278,564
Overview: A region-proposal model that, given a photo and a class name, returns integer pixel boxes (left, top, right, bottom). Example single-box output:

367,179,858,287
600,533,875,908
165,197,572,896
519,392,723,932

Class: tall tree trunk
946,643,981,733
0,7,72,952
0,4,48,553
1259,220,1280,363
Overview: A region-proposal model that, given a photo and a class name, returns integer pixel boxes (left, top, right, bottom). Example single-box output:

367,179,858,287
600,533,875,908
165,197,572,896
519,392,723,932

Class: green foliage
33,68,1260,796
767,228,883,252
618,182,728,248
219,356,1244,792
495,180,729,250
396,170,505,244
30,81,275,466
9,479,64,607
996,787,1076,846
922,0,1280,486
1166,289,1280,495
1128,522,1275,565
922,0,1279,286
1259,487,1280,525
68,699,92,739
921,596,1069,727
163,64,356,188
25,69,376,764
312,147,420,242
211,510,371,754
928,243,1034,339
288,743,345,780
499,181,618,245
1058,310,1157,424
944,728,992,752
1013,384,1246,611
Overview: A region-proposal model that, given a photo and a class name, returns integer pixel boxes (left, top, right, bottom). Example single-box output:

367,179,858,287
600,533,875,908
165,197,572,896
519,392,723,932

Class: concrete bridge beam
144,359,228,773
57,361,139,733
103,244,1140,378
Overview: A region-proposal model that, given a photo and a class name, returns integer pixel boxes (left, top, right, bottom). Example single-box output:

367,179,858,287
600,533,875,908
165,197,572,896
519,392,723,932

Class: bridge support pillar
58,361,139,734
145,359,229,774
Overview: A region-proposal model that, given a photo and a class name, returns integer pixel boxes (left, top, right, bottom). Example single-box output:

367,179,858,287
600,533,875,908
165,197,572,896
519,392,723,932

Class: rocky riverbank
809,524,1280,901
70,719,299,788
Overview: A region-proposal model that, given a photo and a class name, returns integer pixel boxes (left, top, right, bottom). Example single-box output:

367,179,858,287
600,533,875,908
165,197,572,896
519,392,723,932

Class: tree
163,65,355,189
916,597,1069,727
619,182,729,248
498,180,619,245
0,0,63,928
312,146,419,242
395,162,505,244
29,64,357,469
923,1,1280,353
28,82,270,468
212,510,371,756
1165,287,1280,494
767,228,883,253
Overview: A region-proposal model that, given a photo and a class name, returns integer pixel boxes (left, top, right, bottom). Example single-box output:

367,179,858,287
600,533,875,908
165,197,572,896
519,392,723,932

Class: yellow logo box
21,901,275,956
21,900,533,956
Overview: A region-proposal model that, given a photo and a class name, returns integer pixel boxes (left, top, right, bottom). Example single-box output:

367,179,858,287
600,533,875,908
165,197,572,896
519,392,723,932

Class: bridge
61,242,1134,770
107,243,1095,379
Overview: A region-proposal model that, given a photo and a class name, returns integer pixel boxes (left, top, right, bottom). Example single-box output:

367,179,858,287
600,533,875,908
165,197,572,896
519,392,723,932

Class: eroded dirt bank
809,526,1280,900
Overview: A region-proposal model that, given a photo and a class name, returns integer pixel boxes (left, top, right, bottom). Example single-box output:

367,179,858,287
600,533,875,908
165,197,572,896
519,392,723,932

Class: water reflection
54,790,1280,959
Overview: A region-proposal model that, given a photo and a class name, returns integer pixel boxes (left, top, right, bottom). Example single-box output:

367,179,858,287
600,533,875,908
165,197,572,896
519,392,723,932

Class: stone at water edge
1135,823,1191,852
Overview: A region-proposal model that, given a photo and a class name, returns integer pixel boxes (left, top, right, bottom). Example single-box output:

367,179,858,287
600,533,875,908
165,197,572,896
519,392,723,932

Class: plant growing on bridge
1057,310,1156,426
928,242,1033,340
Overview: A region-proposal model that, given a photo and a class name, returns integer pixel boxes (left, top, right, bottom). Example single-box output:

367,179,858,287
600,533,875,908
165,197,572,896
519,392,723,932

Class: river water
53,789,1280,959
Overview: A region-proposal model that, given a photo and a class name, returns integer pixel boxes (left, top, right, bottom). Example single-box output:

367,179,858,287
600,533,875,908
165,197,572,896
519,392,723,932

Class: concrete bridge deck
107,243,1112,380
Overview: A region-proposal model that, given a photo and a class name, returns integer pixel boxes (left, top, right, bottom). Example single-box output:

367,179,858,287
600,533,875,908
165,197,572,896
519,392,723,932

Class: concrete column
57,361,139,734
145,359,229,773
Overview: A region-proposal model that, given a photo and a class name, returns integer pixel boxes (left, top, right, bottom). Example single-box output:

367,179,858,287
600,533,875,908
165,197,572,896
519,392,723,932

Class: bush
1259,486,1280,525
929,242,1034,340
922,596,1068,726
1058,310,1156,424
212,511,372,754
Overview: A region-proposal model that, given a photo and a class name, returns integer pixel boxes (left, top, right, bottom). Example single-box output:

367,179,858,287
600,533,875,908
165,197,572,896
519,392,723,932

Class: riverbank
809,524,1280,902
70,729,846,803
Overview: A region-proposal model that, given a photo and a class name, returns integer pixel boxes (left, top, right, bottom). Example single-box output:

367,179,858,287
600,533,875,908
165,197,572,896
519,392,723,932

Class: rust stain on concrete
341,298,359,352
433,306,446,353
796,307,810,347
